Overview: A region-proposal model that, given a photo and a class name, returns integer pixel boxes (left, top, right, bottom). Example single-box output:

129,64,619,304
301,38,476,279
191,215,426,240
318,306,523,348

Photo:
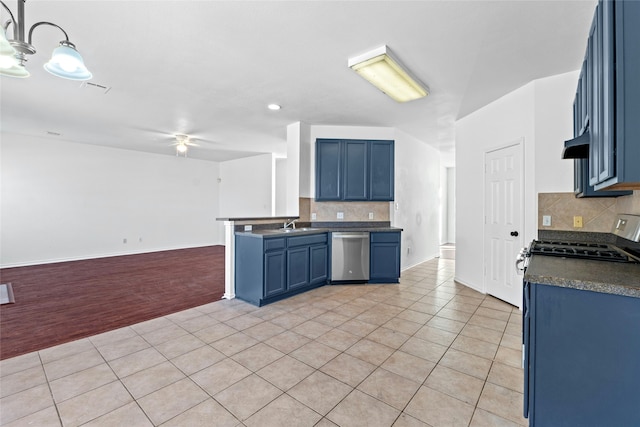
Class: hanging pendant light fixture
0,0,92,80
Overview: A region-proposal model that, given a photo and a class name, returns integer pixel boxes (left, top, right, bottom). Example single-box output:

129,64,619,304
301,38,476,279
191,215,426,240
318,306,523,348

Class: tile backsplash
300,197,390,222
538,191,640,232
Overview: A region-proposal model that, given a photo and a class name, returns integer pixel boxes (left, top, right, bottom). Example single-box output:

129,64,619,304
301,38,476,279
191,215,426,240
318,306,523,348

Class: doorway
484,140,524,307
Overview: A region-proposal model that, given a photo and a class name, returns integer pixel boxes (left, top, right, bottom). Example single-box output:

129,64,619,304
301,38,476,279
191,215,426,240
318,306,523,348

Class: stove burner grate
531,240,638,263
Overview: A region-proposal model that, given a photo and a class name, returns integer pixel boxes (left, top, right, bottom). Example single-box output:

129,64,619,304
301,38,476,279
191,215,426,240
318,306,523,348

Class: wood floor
0,246,225,360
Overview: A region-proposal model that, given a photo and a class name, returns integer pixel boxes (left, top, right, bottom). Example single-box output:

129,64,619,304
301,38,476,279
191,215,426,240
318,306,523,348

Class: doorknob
510,231,519,237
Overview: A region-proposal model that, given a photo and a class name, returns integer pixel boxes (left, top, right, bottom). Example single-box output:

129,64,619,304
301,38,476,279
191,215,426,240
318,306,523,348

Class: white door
484,142,523,307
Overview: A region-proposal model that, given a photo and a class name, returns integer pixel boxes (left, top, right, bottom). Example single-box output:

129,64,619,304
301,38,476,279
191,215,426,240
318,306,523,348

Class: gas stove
529,240,640,263
517,214,640,271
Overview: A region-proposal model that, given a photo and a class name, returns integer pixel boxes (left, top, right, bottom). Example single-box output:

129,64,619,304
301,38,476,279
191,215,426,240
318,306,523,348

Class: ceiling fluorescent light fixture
0,0,92,80
348,45,428,103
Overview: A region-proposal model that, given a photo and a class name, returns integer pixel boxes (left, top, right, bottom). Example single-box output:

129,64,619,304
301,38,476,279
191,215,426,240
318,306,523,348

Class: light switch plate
369,212,374,220
542,215,551,226
311,213,317,220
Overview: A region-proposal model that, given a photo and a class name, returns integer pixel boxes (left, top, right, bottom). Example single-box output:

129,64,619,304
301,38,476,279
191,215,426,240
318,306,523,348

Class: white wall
308,125,441,270
455,72,576,291
447,167,456,243
1,133,221,267
285,122,312,215
393,129,442,268
534,71,578,193
274,158,287,216
218,153,274,218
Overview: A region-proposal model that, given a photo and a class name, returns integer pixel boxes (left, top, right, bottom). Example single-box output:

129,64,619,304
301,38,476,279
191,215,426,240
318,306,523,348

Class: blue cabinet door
264,251,286,297
588,4,604,186
369,140,394,201
343,140,368,200
309,245,328,285
575,157,631,197
590,0,640,190
287,247,310,290
369,232,401,283
527,282,640,426
316,139,342,201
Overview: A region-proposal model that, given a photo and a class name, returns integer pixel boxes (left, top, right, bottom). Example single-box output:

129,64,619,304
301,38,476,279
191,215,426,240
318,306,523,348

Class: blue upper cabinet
369,140,395,201
316,139,394,201
316,139,342,200
343,140,369,200
589,0,640,191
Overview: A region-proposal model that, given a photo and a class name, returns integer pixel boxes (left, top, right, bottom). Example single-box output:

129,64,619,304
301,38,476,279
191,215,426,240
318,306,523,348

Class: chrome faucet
283,219,298,229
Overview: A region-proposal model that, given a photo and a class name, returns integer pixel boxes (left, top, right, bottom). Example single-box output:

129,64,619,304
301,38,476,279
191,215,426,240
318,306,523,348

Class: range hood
562,128,590,159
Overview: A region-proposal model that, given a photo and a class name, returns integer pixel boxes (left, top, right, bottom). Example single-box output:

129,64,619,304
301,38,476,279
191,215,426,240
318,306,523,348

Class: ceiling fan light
44,42,92,81
176,143,188,153
348,45,428,103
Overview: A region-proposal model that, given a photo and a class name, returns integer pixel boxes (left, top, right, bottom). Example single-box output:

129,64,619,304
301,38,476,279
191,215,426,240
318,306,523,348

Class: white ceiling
1,0,596,164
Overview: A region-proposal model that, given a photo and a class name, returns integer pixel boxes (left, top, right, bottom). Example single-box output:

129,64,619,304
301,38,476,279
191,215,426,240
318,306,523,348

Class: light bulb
176,143,188,153
57,55,80,72
0,55,18,69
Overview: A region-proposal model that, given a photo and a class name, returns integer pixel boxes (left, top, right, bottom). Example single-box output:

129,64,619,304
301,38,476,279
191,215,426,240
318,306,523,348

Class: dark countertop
216,216,298,221
524,255,640,298
236,225,402,238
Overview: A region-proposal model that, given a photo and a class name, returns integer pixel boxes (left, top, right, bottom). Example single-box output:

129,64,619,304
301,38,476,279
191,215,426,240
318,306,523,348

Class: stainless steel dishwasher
331,232,369,282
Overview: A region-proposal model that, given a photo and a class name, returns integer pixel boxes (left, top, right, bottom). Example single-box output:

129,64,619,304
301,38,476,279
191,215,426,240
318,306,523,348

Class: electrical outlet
369,212,374,220
573,216,583,228
337,212,344,220
395,202,399,211
244,225,252,231
542,215,552,226
311,213,317,220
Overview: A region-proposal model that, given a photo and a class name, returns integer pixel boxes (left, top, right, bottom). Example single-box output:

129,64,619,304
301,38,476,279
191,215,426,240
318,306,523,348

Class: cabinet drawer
370,232,400,243
264,237,286,251
287,233,327,248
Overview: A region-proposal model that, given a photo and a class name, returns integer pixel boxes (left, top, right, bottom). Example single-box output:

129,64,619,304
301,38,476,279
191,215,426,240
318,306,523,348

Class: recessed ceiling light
267,104,281,111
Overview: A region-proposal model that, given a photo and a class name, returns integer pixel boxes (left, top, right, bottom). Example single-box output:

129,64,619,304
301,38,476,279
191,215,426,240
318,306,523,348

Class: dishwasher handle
332,232,370,239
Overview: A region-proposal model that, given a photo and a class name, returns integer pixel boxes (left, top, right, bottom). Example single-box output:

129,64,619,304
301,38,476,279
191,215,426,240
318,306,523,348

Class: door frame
483,138,525,306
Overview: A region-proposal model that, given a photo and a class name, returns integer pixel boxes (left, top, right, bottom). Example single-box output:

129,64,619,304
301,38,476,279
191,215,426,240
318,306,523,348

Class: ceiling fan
146,131,224,157
171,134,198,156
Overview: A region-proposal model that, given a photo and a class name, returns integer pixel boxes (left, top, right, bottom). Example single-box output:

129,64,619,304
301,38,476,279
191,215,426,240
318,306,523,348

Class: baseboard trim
401,253,441,272
453,276,485,294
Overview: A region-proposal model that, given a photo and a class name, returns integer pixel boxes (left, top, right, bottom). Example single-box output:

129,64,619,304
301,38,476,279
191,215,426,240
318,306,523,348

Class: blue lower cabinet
369,231,401,283
524,282,640,426
310,245,328,285
235,233,328,306
264,251,286,297
287,247,310,290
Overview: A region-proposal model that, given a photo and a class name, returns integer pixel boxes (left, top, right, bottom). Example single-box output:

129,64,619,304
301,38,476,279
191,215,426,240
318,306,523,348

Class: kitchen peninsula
218,216,402,306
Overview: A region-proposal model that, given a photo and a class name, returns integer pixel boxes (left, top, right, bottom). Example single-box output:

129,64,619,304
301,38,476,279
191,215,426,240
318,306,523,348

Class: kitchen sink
279,227,314,233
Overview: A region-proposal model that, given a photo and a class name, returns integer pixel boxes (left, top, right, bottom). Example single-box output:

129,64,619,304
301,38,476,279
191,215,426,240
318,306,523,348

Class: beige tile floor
0,258,527,427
